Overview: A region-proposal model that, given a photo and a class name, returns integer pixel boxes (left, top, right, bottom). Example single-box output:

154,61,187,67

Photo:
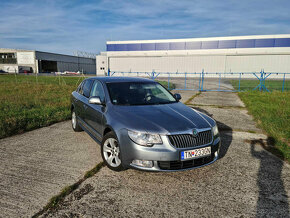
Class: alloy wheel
103,138,121,167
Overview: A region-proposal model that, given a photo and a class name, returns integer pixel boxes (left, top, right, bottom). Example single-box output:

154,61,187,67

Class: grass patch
0,75,175,139
231,79,289,92
186,103,244,109
0,74,87,139
84,161,105,179
157,80,176,90
236,91,290,161
33,162,105,217
184,92,201,105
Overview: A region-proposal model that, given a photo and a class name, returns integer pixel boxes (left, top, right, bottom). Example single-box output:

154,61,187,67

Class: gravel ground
42,131,290,218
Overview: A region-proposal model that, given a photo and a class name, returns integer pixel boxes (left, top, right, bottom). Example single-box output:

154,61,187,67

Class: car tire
71,109,83,132
101,132,125,171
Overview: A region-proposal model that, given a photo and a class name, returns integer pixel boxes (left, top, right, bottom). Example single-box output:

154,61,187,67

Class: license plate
181,147,211,160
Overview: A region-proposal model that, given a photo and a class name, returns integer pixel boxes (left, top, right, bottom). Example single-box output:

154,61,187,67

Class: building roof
0,48,95,60
107,34,290,44
0,48,33,52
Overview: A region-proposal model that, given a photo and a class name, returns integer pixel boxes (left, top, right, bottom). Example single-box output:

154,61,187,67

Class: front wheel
101,132,124,171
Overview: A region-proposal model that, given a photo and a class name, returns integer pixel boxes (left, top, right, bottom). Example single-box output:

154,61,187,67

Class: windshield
106,82,177,106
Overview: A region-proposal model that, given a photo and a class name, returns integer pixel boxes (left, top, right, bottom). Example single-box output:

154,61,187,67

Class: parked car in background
71,77,220,171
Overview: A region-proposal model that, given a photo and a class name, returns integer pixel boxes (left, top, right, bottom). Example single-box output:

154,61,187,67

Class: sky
0,0,290,55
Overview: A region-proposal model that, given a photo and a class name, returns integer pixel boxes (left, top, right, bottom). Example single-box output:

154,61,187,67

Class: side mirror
173,93,182,101
89,96,103,105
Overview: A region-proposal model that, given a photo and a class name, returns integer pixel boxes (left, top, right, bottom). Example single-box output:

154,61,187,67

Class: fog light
132,160,153,168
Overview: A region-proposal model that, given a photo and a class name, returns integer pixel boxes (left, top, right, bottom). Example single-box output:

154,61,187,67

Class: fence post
282,73,286,92
262,69,265,91
201,69,204,91
260,69,265,91
238,73,241,91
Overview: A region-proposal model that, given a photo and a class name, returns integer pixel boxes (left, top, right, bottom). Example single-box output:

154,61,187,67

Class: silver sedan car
71,77,220,171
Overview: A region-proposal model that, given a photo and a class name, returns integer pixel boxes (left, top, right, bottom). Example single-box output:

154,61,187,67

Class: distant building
0,48,96,74
97,34,290,76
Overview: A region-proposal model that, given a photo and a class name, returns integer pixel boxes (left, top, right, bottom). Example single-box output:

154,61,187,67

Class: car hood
110,102,215,134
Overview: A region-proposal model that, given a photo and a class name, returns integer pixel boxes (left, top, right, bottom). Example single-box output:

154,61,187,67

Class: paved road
40,91,289,218
0,87,289,217
0,122,101,217
159,77,235,91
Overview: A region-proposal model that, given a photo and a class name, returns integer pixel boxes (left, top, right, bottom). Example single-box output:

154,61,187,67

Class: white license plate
181,147,211,160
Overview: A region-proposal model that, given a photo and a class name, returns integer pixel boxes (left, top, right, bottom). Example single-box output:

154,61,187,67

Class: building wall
0,49,36,73
108,54,290,74
1,49,96,74
96,55,107,76
102,35,290,77
109,55,227,73
225,55,290,73
36,51,96,73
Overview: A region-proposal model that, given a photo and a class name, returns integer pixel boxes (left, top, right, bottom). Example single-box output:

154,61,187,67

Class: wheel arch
103,125,114,137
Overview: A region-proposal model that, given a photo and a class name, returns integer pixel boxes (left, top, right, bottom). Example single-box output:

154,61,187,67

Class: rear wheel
101,132,124,171
71,109,83,132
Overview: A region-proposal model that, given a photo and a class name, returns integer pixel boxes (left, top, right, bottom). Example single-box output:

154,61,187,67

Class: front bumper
118,129,221,172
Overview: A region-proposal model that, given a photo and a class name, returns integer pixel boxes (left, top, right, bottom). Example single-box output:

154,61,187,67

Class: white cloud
0,0,289,54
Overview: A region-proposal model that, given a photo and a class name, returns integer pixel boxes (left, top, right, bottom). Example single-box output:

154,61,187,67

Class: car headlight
212,125,219,136
128,130,162,146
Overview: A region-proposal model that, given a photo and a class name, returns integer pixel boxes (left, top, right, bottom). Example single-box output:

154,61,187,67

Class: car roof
88,76,155,83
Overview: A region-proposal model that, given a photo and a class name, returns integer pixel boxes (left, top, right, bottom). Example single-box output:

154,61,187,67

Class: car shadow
192,106,233,159
248,137,289,217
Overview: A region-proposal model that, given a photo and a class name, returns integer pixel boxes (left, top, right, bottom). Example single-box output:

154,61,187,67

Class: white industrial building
0,48,96,74
96,34,290,76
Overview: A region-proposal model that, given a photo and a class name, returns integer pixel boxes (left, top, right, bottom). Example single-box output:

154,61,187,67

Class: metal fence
108,70,289,92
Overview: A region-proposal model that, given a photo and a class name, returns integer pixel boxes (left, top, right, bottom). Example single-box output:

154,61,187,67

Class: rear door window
82,80,93,98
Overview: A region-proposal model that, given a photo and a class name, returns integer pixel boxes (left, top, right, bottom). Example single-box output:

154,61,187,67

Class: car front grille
158,154,215,170
167,130,213,148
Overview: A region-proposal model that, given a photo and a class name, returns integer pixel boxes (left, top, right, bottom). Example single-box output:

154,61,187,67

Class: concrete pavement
0,122,102,217
40,91,290,218
0,85,289,217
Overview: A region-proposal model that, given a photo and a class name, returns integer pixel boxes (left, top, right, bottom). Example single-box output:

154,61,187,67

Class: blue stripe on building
107,38,290,51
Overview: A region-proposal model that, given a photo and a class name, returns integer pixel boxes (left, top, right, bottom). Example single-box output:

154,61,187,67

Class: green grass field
0,75,86,139
231,81,290,161
231,79,289,91
157,80,175,90
0,74,174,139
